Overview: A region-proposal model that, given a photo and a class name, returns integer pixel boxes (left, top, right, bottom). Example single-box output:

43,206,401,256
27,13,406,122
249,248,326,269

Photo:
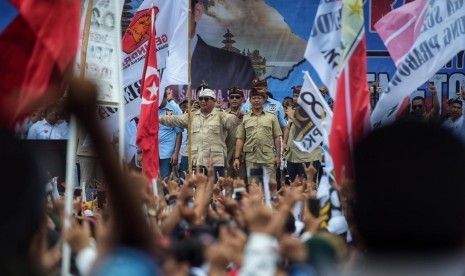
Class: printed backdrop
105,0,464,162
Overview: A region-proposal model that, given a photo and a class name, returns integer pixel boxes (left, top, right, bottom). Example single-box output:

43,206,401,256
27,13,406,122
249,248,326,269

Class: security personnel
225,87,246,179
160,86,242,178
234,88,282,180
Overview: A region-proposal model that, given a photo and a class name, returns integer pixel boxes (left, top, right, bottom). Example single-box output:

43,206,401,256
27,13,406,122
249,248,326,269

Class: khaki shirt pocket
244,121,256,139
260,121,273,137
261,144,274,153
208,122,220,134
243,145,254,153
192,123,201,133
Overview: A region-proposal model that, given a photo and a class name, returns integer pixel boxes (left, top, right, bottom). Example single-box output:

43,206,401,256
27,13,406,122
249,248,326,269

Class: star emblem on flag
141,65,160,104
347,0,363,18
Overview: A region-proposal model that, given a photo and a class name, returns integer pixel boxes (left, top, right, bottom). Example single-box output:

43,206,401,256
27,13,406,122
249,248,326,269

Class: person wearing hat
241,79,288,182
442,98,465,141
234,88,282,180
225,87,247,179
241,79,287,130
160,85,243,179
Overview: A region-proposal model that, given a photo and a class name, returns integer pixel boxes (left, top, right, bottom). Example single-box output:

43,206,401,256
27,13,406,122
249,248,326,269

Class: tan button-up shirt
225,108,240,166
236,110,282,163
159,108,240,166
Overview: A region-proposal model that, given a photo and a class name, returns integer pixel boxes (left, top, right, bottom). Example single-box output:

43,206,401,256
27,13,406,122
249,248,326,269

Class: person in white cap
160,85,243,180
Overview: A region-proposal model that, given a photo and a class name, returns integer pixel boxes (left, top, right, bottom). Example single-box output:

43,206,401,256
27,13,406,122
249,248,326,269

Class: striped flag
136,6,161,180
330,0,370,184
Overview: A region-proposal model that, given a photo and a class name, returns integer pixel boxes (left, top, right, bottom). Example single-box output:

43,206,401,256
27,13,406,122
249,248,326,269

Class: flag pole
115,2,125,165
61,0,93,275
187,0,192,174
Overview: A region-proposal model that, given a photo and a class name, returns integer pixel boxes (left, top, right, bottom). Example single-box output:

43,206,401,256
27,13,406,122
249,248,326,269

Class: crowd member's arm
273,116,283,169
233,138,244,171
63,219,97,276
240,188,299,276
171,132,182,165
397,97,412,119
159,113,189,128
222,110,243,131
192,169,209,225
203,160,216,212
429,83,440,116
159,181,193,235
145,183,162,239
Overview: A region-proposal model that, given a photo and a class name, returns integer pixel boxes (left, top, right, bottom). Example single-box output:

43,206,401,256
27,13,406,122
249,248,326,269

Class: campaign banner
75,0,124,104
99,0,186,144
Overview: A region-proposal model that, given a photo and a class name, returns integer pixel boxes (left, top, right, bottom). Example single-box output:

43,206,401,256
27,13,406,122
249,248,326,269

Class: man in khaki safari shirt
234,88,282,180
159,87,242,178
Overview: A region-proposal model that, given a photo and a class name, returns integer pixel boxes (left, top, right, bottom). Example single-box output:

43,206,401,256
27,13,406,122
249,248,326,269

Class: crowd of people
5,78,465,276
7,76,465,276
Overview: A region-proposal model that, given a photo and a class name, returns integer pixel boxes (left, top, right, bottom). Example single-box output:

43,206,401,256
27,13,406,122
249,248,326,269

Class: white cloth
76,246,97,276
442,116,465,139
240,233,279,276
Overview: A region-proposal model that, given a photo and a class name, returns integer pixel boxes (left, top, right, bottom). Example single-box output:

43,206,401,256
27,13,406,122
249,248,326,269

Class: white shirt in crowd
442,116,465,140
27,119,69,140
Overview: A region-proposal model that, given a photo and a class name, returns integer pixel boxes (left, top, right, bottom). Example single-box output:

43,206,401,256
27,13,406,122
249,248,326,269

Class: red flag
330,1,370,184
0,0,80,128
136,6,161,180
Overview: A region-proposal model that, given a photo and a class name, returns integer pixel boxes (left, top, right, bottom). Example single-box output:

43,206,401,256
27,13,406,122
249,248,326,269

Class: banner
371,0,465,128
76,0,124,104
99,0,186,144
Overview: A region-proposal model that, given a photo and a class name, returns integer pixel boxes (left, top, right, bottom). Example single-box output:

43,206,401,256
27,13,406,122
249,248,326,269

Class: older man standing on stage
159,86,243,178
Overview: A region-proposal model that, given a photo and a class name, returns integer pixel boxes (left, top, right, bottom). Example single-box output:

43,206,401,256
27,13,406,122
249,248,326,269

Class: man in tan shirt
234,88,282,180
284,92,323,182
160,86,242,178
225,87,247,179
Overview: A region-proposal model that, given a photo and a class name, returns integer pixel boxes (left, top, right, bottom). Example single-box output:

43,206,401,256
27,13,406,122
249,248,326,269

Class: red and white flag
371,0,465,128
330,0,370,184
136,6,162,180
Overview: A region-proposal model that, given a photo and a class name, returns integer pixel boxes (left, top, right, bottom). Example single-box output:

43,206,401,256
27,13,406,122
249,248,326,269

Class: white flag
159,0,188,93
371,0,465,128
293,71,333,153
305,0,342,98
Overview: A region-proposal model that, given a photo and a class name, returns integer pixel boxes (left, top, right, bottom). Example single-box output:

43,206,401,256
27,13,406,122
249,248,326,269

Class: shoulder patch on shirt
166,109,173,115
269,104,276,111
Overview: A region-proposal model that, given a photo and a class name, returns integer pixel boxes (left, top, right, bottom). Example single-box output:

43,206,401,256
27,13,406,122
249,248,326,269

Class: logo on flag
122,7,159,54
293,72,331,153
